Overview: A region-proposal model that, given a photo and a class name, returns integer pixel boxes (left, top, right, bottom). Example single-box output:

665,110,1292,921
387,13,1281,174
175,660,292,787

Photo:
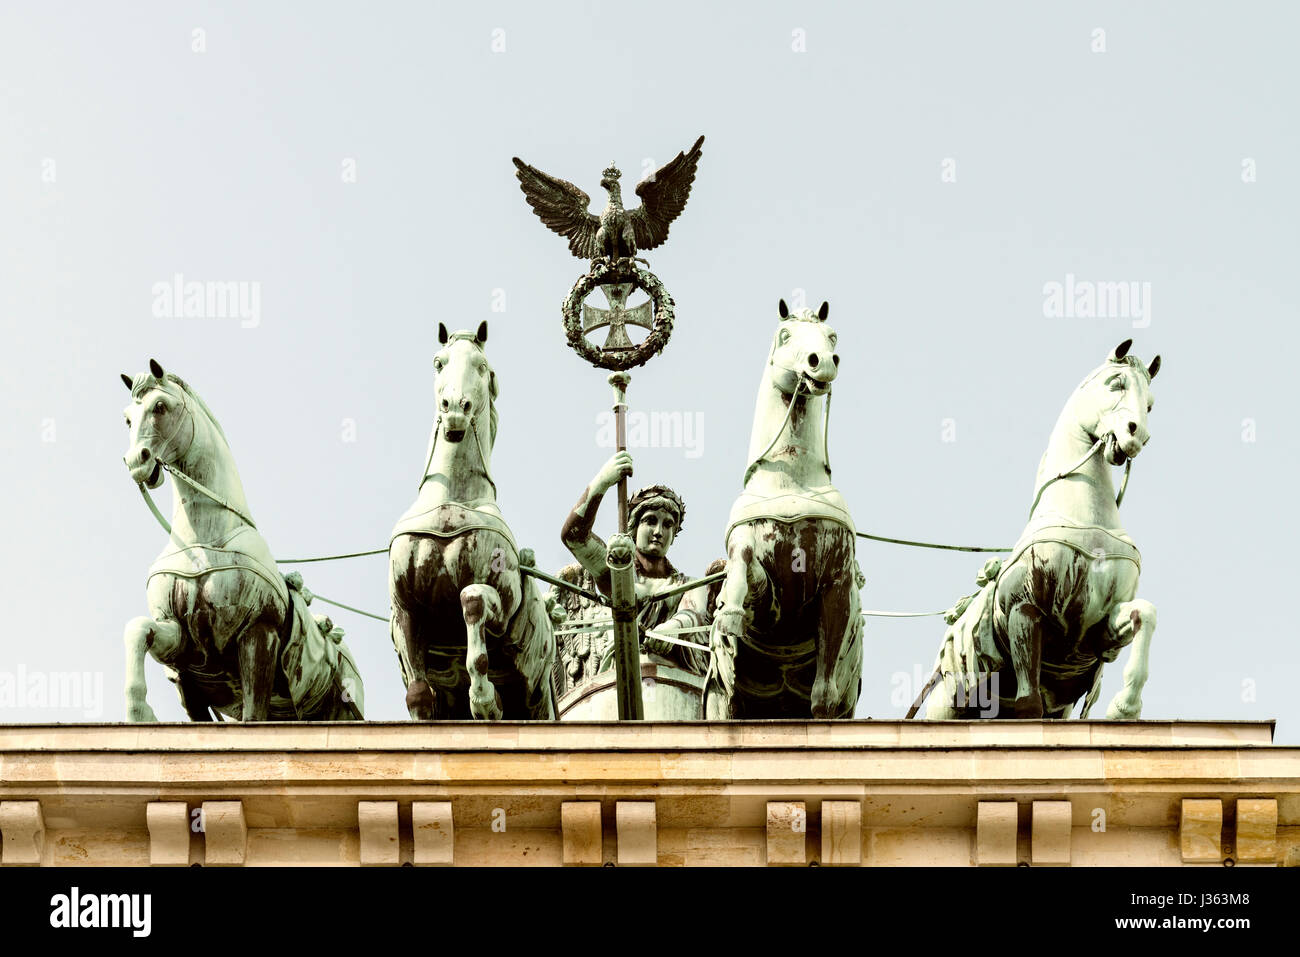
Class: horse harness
906,432,1142,718
417,413,498,497
132,397,361,720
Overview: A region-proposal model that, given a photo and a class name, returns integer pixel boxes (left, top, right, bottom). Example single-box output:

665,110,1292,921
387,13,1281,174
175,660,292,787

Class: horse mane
1073,355,1153,394
131,372,230,447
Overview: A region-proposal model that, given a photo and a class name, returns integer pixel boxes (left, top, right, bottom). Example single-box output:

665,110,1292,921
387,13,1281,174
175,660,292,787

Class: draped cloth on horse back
147,524,365,718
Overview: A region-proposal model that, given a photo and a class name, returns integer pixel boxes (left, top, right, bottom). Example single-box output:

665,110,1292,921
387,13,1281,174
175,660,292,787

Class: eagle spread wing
631,135,705,252
512,157,600,260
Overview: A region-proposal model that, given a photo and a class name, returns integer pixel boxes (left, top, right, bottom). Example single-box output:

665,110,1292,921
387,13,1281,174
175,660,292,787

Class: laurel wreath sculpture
562,258,675,371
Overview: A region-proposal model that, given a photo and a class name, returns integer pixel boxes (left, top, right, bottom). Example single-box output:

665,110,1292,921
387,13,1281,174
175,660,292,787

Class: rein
417,413,498,497
134,392,257,534
163,463,258,529
1025,433,1134,519
137,463,257,534
906,430,1139,719
743,373,832,486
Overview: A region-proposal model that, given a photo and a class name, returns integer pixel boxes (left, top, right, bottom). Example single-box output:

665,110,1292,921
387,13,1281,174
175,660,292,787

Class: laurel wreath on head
562,258,675,371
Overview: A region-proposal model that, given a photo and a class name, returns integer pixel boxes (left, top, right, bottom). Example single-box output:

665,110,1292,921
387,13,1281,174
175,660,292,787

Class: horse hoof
471,701,503,721
405,680,435,719
1013,693,1044,719
127,704,158,723
713,608,745,643
470,683,503,721
1106,696,1142,720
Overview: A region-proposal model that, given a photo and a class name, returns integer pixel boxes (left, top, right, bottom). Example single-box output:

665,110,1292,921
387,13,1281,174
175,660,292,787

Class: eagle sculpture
512,135,704,261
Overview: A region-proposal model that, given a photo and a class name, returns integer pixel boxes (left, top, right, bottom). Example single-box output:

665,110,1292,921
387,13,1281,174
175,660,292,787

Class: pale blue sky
2,1,1296,735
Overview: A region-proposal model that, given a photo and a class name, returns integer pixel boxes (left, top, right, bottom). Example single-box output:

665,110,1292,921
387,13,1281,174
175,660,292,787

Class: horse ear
818,301,829,321
149,358,165,379
121,373,134,391
778,299,789,319
438,323,449,345
476,320,488,344
1147,355,1161,380
1110,339,1132,361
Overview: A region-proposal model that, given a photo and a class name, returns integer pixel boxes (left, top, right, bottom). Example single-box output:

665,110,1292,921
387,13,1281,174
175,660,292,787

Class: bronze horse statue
924,340,1160,719
121,360,364,721
704,300,864,718
389,322,556,720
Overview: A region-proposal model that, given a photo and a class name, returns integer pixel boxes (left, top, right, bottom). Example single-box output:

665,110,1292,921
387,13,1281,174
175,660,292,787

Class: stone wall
0,721,1294,866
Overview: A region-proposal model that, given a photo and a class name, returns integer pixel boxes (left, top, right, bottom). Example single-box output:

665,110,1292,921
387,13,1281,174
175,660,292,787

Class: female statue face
635,507,678,559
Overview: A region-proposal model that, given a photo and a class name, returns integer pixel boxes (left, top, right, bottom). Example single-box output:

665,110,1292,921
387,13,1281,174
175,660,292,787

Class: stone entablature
0,721,1293,866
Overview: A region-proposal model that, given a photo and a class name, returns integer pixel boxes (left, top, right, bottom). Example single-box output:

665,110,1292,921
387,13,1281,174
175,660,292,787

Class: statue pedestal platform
0,720,1293,866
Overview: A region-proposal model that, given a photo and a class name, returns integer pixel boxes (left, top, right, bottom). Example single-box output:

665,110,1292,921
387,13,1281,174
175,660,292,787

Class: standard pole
605,370,642,719
606,533,644,720
608,371,631,532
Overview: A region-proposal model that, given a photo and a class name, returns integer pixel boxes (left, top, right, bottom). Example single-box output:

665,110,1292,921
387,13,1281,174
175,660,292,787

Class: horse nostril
808,353,820,368
461,399,472,413
1128,421,1138,435
139,448,151,461
440,398,450,411
832,354,840,366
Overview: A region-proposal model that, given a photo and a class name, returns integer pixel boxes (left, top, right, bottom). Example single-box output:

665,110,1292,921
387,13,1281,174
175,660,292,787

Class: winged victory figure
512,135,704,262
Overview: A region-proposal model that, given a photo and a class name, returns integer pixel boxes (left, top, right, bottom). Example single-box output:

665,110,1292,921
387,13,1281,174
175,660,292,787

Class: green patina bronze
112,143,1173,728
514,137,703,372
388,323,557,721
121,360,365,722
551,447,722,719
922,340,1161,720
705,300,865,719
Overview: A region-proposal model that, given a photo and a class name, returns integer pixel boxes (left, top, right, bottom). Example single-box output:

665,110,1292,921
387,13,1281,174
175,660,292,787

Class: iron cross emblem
581,283,654,351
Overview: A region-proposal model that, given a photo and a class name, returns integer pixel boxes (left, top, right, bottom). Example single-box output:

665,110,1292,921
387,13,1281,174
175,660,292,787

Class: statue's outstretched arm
560,451,633,594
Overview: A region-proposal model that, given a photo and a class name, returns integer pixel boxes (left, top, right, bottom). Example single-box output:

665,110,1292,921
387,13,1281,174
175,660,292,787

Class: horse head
769,299,839,397
1076,339,1161,465
434,321,498,446
121,359,195,489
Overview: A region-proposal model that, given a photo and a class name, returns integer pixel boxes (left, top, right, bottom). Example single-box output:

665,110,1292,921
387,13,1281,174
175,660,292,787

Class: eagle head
599,163,622,191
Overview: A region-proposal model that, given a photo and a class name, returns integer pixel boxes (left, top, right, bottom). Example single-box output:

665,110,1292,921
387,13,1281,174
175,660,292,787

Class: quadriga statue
388,322,556,720
121,360,364,721
704,300,865,718
925,340,1161,720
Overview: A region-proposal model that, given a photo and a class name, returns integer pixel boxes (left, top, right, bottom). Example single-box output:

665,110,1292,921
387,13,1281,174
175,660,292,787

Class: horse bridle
1027,378,1144,518
130,383,363,721
743,370,834,485
905,371,1147,720
133,384,258,534
416,412,498,496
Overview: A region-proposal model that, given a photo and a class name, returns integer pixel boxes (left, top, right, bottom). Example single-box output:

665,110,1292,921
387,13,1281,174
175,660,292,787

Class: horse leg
461,583,504,721
925,686,958,720
236,623,279,721
123,616,180,722
393,604,437,720
1104,599,1156,719
1006,602,1045,718
810,581,857,718
707,526,761,719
